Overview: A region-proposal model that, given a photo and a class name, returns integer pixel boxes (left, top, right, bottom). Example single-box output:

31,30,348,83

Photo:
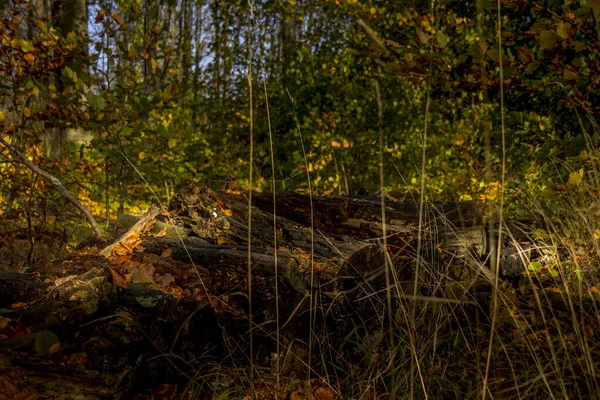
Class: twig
0,136,104,238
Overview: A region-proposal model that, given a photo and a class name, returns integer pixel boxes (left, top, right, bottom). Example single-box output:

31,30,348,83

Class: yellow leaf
0,111,4,122
370,7,376,14
151,58,157,70
31,86,40,96
568,170,583,186
23,107,30,117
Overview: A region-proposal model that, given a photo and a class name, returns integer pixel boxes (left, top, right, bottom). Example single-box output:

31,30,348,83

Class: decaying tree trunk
1,183,537,396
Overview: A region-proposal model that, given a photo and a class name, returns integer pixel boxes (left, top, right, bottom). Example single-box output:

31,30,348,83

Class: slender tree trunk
192,0,203,122
50,0,88,158
212,0,221,103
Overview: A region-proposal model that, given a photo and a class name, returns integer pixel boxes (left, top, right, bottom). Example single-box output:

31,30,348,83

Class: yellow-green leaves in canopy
168,138,177,149
539,30,560,50
20,40,34,53
568,169,584,186
435,31,449,49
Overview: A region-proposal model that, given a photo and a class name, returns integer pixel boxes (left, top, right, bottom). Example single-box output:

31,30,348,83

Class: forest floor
1,189,600,399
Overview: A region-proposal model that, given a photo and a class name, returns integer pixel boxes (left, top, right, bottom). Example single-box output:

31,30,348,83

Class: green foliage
0,0,599,216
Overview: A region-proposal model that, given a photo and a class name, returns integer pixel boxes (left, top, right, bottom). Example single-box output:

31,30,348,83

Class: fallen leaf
159,273,175,288
142,220,156,235
67,352,89,365
132,264,156,283
0,316,10,330
48,342,61,355
109,266,129,288
155,227,168,237
0,376,18,398
9,302,26,310
13,388,38,400
110,255,128,266
315,387,336,400
150,383,178,399
14,323,30,337
161,248,173,258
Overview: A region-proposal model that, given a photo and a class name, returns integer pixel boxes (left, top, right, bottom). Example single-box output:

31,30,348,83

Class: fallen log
0,185,548,396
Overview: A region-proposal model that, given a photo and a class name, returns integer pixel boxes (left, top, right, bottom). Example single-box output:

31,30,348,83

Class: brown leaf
13,389,38,400
23,53,35,64
0,325,15,338
48,341,61,355
110,255,128,266
315,387,336,400
132,264,156,283
9,302,26,310
155,226,168,237
161,248,173,258
159,273,175,288
113,243,130,256
109,266,129,288
67,352,89,365
150,383,178,399
416,29,429,44
142,220,156,235
516,47,534,62
0,376,18,398
0,316,10,331
112,11,124,26
13,323,30,337
123,233,142,249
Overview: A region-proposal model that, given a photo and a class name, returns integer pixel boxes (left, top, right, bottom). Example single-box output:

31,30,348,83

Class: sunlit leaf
568,169,583,186
528,261,542,272
20,40,34,53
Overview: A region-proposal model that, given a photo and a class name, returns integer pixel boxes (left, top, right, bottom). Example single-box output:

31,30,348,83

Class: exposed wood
99,204,161,258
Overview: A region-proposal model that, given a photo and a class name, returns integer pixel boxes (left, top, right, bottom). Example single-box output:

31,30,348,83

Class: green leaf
62,66,74,79
528,261,542,272
20,40,34,53
539,30,560,50
168,138,177,149
67,141,78,153
435,31,449,48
